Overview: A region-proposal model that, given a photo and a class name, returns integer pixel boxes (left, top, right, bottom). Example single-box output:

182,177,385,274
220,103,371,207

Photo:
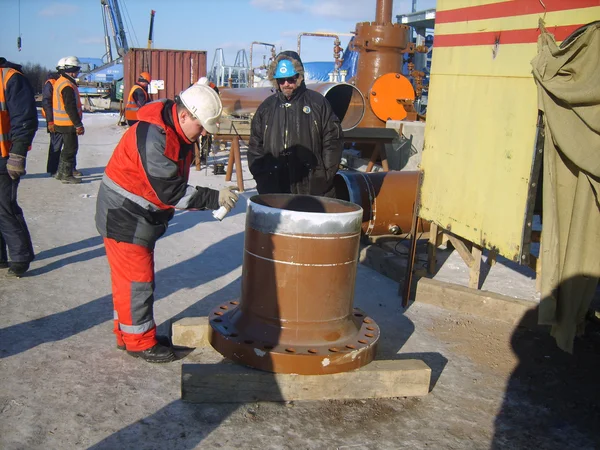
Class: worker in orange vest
125,72,151,126
52,56,84,184
0,57,38,277
41,58,65,177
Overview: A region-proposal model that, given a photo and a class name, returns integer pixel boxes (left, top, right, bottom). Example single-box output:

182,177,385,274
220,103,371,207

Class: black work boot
61,163,82,184
54,161,65,180
117,335,171,351
6,262,30,278
0,261,9,269
127,343,176,363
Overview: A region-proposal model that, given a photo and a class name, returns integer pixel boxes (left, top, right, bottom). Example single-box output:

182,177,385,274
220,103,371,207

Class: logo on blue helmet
274,60,298,79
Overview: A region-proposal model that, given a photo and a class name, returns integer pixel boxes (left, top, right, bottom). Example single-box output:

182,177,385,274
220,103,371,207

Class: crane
101,0,129,60
147,10,156,49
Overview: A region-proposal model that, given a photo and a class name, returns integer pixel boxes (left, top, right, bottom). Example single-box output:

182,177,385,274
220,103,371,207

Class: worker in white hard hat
41,58,66,177
53,55,84,184
95,83,238,363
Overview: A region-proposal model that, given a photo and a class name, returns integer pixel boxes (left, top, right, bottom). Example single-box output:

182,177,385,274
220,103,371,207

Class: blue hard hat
273,59,298,79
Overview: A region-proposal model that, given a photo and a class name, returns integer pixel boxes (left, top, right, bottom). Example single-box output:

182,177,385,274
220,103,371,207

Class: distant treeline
19,62,51,94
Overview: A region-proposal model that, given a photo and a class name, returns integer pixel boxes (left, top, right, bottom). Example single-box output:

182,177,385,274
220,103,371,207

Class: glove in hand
218,186,239,211
7,154,26,180
76,126,85,136
48,122,55,133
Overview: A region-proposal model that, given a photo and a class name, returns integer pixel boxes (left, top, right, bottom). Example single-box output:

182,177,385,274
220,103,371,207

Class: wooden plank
428,222,439,275
182,359,431,403
487,249,497,266
469,245,482,289
225,145,235,182
232,135,245,192
415,278,537,324
445,234,474,268
172,317,210,348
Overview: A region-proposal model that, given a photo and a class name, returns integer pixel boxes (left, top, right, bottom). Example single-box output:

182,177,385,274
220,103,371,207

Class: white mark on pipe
245,250,355,267
322,358,331,367
254,348,266,357
270,232,360,240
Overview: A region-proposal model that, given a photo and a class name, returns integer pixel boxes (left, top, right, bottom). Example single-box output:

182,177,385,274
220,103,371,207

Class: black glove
7,154,26,180
218,186,239,211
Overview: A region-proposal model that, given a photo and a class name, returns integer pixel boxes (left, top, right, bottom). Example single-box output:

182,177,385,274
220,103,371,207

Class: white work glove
218,186,239,211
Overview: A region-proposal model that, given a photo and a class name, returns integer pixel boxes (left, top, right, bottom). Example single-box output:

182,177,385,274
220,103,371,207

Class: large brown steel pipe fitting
219,83,365,131
333,171,430,236
209,194,380,375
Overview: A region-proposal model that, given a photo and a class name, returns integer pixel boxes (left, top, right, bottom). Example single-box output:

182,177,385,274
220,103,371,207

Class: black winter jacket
41,72,60,125
247,82,343,197
0,58,38,172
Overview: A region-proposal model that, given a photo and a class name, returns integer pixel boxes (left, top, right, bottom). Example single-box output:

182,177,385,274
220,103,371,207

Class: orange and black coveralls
0,58,38,265
95,100,219,351
125,83,149,126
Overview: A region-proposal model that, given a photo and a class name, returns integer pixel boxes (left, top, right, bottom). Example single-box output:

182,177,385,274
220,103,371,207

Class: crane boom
148,10,156,49
100,0,129,58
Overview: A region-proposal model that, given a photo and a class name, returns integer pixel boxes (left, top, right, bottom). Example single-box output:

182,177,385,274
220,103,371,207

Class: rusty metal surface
209,194,380,375
375,0,393,23
218,82,365,131
123,48,207,103
333,171,430,236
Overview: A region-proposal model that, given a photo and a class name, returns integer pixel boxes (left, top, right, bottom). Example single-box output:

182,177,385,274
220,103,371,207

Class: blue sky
1,0,436,70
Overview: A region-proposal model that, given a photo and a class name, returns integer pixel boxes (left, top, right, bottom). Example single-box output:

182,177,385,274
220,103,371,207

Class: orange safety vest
52,75,82,127
41,78,57,119
0,67,20,157
125,84,149,121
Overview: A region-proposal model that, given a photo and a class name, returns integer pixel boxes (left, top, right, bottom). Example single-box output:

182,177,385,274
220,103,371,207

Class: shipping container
123,48,208,103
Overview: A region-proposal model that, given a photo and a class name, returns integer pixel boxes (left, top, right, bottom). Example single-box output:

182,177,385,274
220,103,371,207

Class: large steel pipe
219,83,365,131
209,194,380,375
334,171,430,236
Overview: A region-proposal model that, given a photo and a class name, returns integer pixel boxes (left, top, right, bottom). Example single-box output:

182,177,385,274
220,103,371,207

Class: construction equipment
147,10,155,49
208,49,250,88
77,0,130,111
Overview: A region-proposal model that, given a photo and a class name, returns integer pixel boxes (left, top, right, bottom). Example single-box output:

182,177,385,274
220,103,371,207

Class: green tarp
531,21,600,352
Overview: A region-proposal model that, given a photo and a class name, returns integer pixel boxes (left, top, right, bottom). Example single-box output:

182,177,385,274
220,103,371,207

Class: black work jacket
247,83,343,197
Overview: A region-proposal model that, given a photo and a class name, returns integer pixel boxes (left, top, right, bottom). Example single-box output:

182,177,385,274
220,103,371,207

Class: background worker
247,50,343,197
95,84,239,363
41,58,65,177
0,57,38,277
53,55,84,184
125,71,151,126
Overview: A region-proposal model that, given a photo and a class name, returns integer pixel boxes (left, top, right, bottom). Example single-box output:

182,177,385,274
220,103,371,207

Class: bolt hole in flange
329,347,340,353
366,326,375,331
353,313,364,317
244,340,254,344
264,345,274,350
229,301,239,305
307,348,318,354
358,340,368,344
214,311,223,316
365,333,374,338
285,348,296,353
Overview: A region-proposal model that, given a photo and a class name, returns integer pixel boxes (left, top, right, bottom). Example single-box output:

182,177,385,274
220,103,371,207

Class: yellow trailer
419,0,599,262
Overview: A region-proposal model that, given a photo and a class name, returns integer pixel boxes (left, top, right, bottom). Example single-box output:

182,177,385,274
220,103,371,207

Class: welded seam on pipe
245,250,356,267
269,232,360,240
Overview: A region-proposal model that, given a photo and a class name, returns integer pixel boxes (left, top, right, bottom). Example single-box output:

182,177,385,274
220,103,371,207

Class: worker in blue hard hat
247,50,343,197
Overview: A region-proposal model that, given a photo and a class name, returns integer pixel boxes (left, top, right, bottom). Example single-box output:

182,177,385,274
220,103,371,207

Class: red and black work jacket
125,83,149,122
95,99,219,248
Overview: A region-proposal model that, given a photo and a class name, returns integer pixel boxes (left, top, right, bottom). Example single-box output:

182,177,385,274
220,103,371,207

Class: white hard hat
62,55,81,71
179,84,222,135
196,76,209,86
56,57,66,71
